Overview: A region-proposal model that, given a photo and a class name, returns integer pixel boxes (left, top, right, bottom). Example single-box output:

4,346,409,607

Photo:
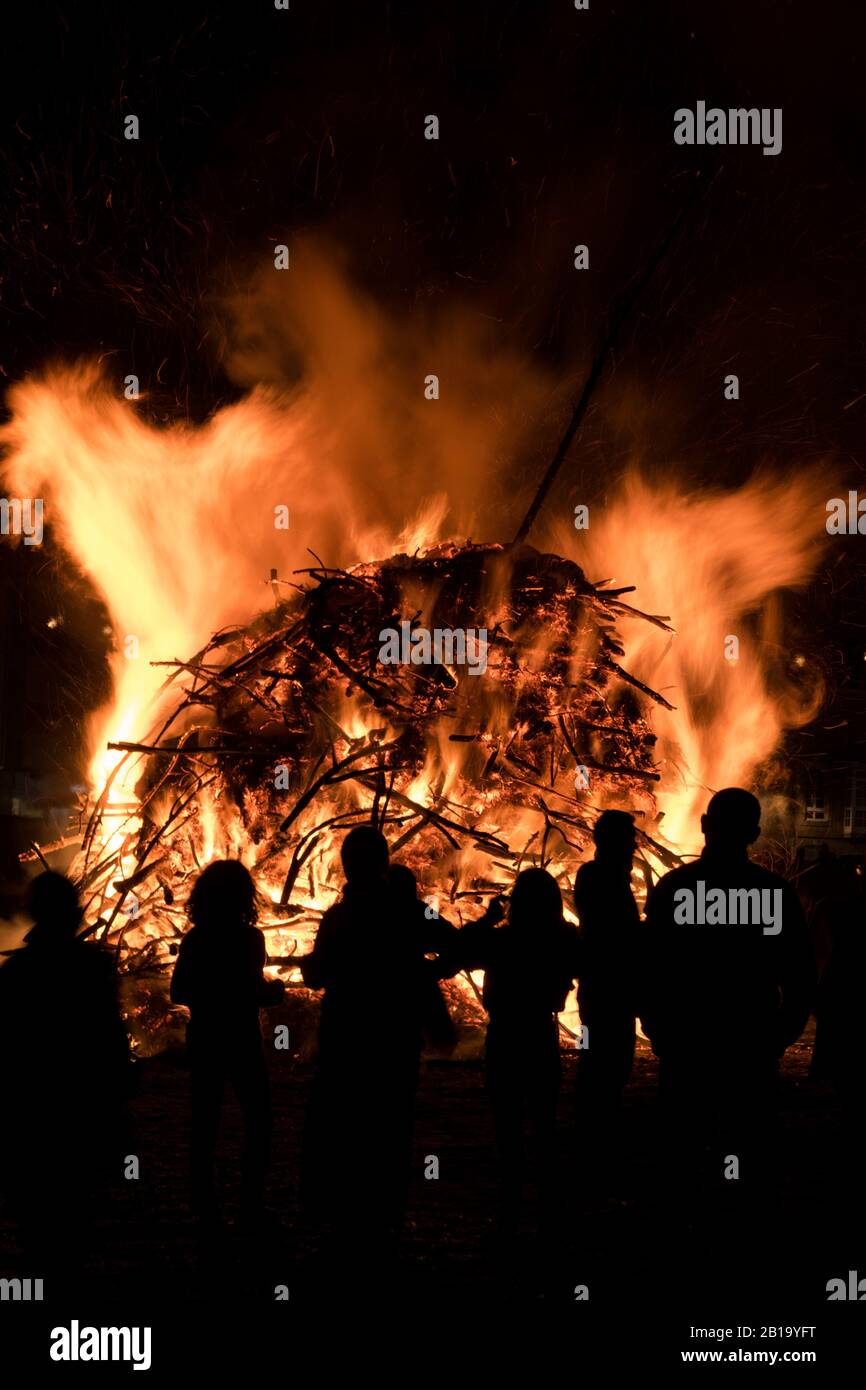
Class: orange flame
0,286,828,1017
555,471,826,855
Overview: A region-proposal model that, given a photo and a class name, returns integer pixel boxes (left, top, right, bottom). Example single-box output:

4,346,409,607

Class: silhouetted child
388,863,459,1051
170,859,284,1231
300,826,429,1250
573,810,642,1126
455,868,580,1234
642,788,815,1195
0,871,130,1272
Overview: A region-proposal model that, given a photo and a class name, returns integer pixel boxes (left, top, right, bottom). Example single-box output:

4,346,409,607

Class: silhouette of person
388,864,459,1051
811,855,865,1105
573,810,642,1126
300,826,429,1250
642,788,815,1189
455,868,580,1235
0,871,130,1272
799,841,837,981
170,859,284,1231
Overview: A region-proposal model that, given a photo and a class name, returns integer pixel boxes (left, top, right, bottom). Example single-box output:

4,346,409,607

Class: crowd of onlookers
0,786,861,1274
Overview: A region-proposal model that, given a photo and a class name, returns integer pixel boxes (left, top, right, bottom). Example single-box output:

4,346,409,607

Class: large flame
555,471,826,855
0,264,829,1045
1,369,826,855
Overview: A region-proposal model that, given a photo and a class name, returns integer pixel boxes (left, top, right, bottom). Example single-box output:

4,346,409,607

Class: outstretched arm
437,898,505,977
253,930,286,1006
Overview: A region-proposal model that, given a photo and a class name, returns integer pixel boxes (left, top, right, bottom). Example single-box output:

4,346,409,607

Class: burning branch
64,538,678,1043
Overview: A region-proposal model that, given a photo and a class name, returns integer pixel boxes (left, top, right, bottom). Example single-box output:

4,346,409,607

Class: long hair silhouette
509,867,564,929
187,859,258,932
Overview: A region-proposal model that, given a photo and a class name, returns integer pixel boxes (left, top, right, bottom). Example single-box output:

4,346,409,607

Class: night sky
1,0,865,816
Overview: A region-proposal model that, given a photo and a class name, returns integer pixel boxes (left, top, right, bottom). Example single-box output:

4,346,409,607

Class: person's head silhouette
701,788,761,856
509,867,563,929
188,859,258,931
593,809,636,868
25,871,82,944
341,825,389,888
388,864,418,904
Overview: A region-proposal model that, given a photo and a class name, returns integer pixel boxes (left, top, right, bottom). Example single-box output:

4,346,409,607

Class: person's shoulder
0,950,27,985
77,938,115,967
67,939,118,992
458,915,489,939
653,862,699,892
573,860,603,912
747,862,793,891
574,860,599,887
458,915,496,953
758,868,807,922
315,901,353,939
319,901,347,927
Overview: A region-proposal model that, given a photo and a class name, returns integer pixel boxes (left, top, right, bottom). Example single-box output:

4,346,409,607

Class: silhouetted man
171,859,284,1232
300,826,429,1250
573,810,641,1125
642,788,815,1186
455,868,580,1237
0,872,130,1272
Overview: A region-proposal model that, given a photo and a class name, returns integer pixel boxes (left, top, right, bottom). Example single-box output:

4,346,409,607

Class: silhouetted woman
171,860,284,1231
456,868,580,1233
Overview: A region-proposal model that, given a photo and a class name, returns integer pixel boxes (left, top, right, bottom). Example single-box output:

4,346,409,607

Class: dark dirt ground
0,1017,861,1339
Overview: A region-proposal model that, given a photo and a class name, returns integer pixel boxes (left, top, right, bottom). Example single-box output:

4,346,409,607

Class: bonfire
67,538,677,1050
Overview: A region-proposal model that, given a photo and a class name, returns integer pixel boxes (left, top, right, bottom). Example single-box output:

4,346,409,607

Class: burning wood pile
71,539,677,1048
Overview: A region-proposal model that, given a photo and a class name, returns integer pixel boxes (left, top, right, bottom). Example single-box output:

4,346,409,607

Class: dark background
0,4,864,1356
0,0,864,842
